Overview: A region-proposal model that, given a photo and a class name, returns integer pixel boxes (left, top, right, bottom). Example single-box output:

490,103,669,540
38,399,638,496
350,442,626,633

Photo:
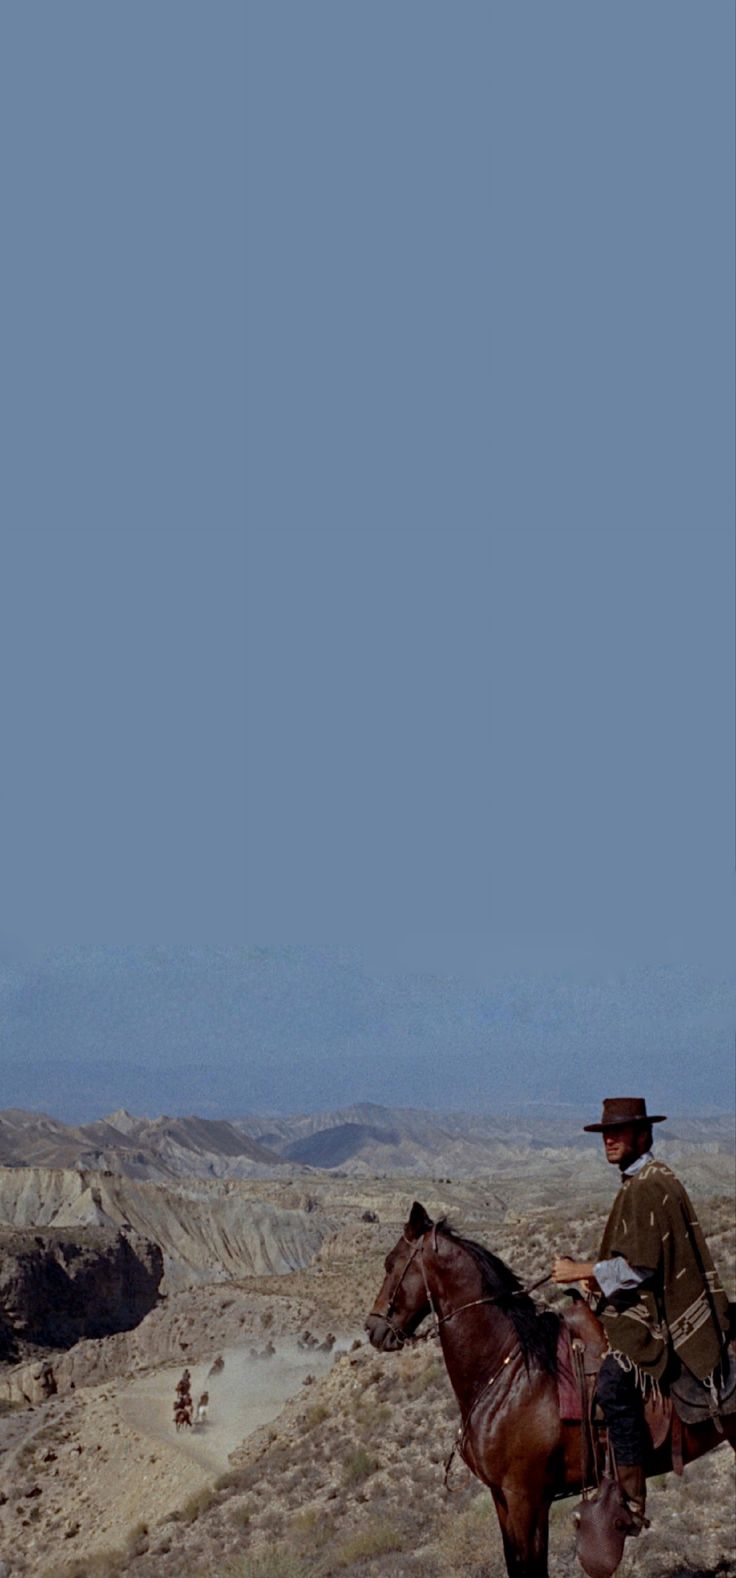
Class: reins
369,1230,551,1347
434,1271,553,1329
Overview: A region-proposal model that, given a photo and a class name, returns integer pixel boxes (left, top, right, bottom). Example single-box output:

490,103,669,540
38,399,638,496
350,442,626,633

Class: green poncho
598,1158,729,1389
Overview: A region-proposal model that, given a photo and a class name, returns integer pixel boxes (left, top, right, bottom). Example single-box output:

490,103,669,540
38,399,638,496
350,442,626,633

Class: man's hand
551,1256,597,1287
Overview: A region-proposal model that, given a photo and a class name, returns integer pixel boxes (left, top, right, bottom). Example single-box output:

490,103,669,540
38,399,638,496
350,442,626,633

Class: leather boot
616,1464,649,1534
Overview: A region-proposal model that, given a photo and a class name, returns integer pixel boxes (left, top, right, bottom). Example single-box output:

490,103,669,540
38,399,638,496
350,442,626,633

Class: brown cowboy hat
583,1096,667,1133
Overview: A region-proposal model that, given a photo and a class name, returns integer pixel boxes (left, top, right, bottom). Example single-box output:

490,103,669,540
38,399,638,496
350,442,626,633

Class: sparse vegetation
303,1402,330,1431
223,1550,313,1578
403,1355,444,1398
179,1485,218,1523
331,1521,407,1567
61,1554,126,1577
341,1446,379,1486
2,1159,733,1578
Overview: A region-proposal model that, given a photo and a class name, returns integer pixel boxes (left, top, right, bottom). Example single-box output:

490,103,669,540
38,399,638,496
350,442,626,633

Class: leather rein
369,1226,550,1348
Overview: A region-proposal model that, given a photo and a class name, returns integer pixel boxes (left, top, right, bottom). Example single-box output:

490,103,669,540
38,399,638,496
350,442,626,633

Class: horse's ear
406,1201,433,1240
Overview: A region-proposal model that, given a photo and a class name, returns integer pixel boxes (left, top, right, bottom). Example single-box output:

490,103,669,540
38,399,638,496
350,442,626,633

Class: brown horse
366,1202,735,1578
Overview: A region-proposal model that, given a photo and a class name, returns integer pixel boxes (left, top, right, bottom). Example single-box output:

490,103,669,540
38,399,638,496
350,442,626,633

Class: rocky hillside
2,1181,733,1578
0,1226,162,1357
0,1168,332,1290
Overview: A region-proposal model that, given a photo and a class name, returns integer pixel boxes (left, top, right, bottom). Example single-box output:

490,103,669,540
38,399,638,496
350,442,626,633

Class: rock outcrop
0,1167,331,1289
0,1226,162,1350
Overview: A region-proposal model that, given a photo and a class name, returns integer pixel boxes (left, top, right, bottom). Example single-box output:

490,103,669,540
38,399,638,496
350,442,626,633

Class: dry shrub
403,1357,445,1399
180,1484,218,1524
303,1402,330,1431
290,1505,337,1552
350,1398,391,1435
258,1505,286,1538
222,1549,312,1578
436,1490,498,1574
342,1446,379,1486
229,1499,254,1529
217,1465,256,1494
61,1553,125,1578
330,1520,406,1568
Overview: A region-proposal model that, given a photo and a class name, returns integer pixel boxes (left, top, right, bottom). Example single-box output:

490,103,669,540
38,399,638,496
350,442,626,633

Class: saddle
557,1296,736,1456
557,1299,736,1578
558,1307,672,1452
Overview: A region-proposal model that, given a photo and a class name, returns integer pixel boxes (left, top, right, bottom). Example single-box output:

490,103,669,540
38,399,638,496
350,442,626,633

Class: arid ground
0,1111,733,1578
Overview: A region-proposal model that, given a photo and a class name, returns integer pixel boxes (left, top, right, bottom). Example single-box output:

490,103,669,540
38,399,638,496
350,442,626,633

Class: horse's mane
436,1219,559,1375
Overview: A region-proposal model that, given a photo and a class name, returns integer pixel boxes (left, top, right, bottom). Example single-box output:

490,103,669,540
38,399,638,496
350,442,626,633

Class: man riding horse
552,1096,731,1536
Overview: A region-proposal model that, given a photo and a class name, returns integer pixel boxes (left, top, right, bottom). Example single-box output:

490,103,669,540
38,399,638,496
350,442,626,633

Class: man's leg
596,1354,648,1532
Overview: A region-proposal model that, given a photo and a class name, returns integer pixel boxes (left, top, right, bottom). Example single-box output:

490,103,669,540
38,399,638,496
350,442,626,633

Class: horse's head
365,1201,434,1352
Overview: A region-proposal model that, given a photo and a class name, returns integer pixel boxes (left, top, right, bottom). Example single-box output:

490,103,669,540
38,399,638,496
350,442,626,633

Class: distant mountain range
0,1108,280,1179
0,1102,732,1185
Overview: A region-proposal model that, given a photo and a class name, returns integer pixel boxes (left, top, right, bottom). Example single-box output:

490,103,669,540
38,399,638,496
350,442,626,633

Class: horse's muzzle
364,1314,403,1352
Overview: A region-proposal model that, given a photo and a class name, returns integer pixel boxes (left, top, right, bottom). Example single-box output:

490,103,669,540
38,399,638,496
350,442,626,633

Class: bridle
367,1231,427,1349
369,1226,552,1485
368,1227,551,1348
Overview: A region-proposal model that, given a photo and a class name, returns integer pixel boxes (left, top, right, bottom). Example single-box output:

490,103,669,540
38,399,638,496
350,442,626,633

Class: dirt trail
0,1339,356,1576
120,1340,344,1474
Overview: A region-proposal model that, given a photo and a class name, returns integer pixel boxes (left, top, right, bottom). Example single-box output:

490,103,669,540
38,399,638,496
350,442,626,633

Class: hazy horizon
3,1100,734,1130
1,946,733,1125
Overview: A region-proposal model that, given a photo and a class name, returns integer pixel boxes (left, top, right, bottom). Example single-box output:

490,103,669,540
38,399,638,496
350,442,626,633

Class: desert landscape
0,1104,733,1578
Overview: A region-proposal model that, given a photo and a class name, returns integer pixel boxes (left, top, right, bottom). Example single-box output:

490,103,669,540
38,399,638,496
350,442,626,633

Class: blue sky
0,5,733,1106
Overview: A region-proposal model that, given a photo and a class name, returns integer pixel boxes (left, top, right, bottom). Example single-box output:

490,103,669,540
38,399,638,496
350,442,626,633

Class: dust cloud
121,1338,358,1473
